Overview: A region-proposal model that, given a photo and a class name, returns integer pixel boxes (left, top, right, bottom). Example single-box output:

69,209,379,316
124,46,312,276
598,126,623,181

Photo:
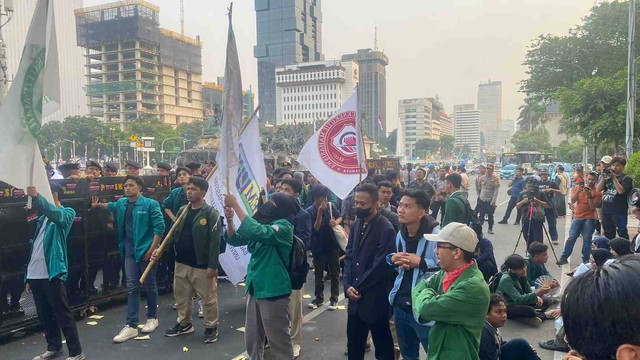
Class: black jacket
479,322,502,360
380,207,400,232
343,213,397,324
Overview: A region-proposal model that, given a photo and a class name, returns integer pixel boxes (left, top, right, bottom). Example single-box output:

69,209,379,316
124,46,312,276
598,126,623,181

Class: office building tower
398,98,433,159
477,80,502,138
342,48,388,140
3,0,85,122
75,0,203,126
254,0,324,122
454,108,481,154
275,59,358,125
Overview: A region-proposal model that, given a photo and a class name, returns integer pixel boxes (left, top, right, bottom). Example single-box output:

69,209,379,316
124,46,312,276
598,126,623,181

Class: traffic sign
130,135,137,142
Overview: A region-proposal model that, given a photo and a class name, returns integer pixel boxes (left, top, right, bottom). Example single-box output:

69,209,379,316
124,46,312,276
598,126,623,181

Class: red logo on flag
318,111,362,174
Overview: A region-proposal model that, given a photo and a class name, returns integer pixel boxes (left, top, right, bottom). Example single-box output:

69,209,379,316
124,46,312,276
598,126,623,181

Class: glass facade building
254,0,324,122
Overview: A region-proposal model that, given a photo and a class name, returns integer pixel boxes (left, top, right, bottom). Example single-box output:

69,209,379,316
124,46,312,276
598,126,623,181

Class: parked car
500,164,517,179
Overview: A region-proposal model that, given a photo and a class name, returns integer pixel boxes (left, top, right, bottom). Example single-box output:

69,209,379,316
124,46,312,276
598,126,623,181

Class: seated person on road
479,293,540,360
524,242,559,289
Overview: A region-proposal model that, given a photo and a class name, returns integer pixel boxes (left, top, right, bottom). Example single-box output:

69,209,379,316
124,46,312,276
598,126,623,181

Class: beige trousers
173,262,219,328
289,289,303,348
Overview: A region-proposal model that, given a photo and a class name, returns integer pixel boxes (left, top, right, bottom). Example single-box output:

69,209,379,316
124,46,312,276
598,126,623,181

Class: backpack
452,195,483,237
276,234,309,290
487,271,504,293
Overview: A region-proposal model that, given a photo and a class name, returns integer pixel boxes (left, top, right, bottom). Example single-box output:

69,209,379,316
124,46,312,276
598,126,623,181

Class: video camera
628,188,640,208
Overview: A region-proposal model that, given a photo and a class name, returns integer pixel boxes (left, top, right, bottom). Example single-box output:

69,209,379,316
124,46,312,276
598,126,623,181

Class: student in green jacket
224,192,300,360
92,175,165,343
525,242,559,289
26,184,85,360
441,173,469,227
162,167,191,223
153,177,222,343
496,254,552,327
412,222,490,360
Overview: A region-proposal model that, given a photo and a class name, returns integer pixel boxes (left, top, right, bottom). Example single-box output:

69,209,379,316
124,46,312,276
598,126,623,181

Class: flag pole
141,104,261,284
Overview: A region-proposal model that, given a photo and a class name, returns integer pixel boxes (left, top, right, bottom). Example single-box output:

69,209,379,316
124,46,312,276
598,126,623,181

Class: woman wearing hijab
224,193,300,360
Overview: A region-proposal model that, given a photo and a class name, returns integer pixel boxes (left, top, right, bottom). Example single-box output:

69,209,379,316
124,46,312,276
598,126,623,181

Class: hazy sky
83,0,595,131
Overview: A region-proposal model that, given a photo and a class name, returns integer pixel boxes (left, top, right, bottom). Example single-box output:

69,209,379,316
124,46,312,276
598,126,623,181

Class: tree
439,135,455,157
381,129,397,155
556,139,584,163
177,120,204,146
511,129,553,152
555,70,629,153
517,98,547,131
521,1,640,101
414,138,440,158
38,121,65,158
128,115,180,151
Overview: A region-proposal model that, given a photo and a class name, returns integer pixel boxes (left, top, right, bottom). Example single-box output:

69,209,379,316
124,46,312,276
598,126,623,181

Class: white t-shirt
27,218,50,280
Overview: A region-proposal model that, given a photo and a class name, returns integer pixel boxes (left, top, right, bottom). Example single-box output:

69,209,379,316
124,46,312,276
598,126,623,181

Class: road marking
554,208,573,360
231,293,346,359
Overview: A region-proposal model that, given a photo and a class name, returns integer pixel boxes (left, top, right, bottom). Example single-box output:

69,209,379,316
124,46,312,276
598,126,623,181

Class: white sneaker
32,350,64,360
65,354,86,360
113,325,139,343
293,344,301,358
141,318,159,333
198,305,204,318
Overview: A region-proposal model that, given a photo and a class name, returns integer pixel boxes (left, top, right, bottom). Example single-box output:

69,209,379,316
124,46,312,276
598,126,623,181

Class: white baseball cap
600,156,613,165
424,222,479,253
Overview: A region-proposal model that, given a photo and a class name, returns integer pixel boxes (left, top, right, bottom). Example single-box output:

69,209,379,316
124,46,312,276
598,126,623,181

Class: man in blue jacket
92,175,165,343
26,183,85,360
387,188,439,360
344,184,397,360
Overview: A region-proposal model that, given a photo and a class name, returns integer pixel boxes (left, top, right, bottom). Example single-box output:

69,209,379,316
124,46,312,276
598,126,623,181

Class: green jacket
162,187,186,216
412,262,490,360
166,204,222,269
107,195,165,262
25,195,76,282
441,191,469,227
227,216,293,299
525,256,551,285
496,272,537,306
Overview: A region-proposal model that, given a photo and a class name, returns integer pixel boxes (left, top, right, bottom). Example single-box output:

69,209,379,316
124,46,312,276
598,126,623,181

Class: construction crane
180,0,184,35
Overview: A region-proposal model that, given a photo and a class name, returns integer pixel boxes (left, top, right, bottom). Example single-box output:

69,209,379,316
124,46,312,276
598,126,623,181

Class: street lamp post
61,139,76,161
160,137,185,161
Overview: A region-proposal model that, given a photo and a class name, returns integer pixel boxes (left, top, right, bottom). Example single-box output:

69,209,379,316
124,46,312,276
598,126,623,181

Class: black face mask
356,207,371,219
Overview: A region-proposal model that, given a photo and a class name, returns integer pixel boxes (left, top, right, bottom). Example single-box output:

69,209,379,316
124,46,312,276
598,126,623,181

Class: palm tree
517,98,547,131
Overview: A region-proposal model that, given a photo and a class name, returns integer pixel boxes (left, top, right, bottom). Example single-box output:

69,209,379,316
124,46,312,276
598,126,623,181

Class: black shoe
204,327,218,343
164,323,194,337
557,258,568,266
539,339,569,352
498,220,508,224
513,221,520,225
308,299,324,309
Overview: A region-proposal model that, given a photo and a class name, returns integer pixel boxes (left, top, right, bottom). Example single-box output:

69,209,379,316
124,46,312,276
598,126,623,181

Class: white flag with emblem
297,91,366,199
0,0,60,203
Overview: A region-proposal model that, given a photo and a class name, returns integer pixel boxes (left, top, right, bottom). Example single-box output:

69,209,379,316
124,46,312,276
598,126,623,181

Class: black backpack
276,235,309,290
487,271,504,293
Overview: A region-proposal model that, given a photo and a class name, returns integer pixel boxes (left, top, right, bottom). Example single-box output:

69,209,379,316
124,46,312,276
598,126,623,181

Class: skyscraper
342,48,389,140
454,106,481,154
398,98,432,159
4,0,85,123
254,0,324,123
75,0,204,126
477,80,502,139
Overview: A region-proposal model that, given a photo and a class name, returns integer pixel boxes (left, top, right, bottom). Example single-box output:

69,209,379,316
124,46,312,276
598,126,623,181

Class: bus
500,151,553,174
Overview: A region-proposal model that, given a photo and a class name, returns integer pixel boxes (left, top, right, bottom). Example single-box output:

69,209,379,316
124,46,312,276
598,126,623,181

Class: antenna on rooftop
180,0,185,35
374,22,379,51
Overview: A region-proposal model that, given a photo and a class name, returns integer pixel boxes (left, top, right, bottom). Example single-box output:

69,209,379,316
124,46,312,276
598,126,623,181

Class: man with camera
537,170,561,245
557,172,603,265
596,157,633,239
516,178,551,246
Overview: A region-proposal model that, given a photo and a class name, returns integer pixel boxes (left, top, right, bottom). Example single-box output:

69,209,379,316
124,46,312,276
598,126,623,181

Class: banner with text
205,117,265,285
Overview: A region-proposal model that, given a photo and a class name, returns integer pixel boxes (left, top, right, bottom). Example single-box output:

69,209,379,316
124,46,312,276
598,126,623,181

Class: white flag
355,86,367,172
216,6,243,191
0,0,60,203
205,115,266,285
297,91,366,199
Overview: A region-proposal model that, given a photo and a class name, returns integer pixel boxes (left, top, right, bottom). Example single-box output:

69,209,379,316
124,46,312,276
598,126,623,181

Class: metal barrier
0,176,172,336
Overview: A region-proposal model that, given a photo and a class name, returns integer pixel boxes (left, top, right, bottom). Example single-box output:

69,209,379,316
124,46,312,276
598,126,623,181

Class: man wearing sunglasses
412,222,490,360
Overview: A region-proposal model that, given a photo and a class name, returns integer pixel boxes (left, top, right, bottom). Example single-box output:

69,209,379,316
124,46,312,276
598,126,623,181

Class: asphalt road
1,176,574,360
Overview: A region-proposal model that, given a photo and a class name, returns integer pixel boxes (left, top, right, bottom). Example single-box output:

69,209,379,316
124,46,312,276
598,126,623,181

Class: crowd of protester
16,155,640,360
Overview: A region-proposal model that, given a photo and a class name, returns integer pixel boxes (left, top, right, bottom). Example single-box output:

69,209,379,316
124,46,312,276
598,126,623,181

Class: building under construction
74,0,203,126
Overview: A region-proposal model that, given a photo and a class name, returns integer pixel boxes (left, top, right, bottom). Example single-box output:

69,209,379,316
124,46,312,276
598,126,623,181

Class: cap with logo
424,222,478,253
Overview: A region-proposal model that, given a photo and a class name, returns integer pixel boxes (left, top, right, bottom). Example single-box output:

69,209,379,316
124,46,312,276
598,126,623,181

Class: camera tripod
511,199,560,263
